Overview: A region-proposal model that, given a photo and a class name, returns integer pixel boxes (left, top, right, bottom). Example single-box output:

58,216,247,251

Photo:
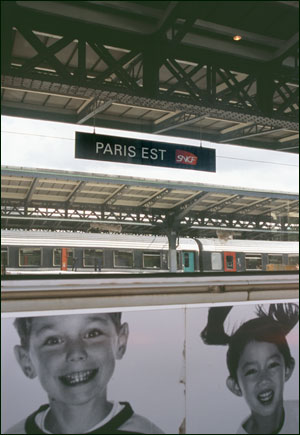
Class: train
1,229,299,275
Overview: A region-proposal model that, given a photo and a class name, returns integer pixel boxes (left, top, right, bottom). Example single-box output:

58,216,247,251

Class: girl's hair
201,303,299,381
14,312,122,349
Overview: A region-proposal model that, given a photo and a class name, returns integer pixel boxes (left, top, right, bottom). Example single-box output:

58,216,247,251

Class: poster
1,301,298,434
186,303,299,434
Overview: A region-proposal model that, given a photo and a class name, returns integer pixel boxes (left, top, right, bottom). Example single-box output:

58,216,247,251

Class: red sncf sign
175,149,198,165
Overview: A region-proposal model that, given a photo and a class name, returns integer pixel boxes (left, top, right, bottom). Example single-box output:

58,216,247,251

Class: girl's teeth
258,390,273,402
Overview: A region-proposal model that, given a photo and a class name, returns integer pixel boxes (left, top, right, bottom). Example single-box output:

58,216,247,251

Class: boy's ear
14,345,37,379
226,376,242,397
285,358,295,382
116,322,129,360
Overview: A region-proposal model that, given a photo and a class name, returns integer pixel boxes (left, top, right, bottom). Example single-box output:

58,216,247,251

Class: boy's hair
14,312,122,349
201,303,299,381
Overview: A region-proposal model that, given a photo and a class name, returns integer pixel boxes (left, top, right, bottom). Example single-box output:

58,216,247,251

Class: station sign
75,132,216,172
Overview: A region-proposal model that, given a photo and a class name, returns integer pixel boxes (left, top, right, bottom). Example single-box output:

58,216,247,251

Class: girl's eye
269,362,280,369
44,336,63,346
84,329,103,339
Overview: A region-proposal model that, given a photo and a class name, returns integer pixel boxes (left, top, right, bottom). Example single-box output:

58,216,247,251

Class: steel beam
220,124,284,143
77,99,112,124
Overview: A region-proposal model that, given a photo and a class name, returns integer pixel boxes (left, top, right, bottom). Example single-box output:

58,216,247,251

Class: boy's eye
245,368,257,376
44,336,64,346
84,329,103,339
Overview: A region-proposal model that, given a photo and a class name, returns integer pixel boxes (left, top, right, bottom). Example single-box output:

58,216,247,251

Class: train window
224,252,236,272
83,249,103,267
53,249,61,267
67,249,74,267
268,254,283,264
114,251,133,268
184,253,190,268
226,256,234,268
211,253,222,270
245,254,262,271
53,248,74,267
19,248,41,267
143,252,161,269
288,255,299,267
266,254,284,271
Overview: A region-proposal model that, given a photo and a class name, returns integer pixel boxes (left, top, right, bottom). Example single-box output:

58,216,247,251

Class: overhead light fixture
233,35,242,41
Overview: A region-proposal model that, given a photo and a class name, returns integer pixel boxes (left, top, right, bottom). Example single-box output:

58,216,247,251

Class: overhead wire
2,130,299,168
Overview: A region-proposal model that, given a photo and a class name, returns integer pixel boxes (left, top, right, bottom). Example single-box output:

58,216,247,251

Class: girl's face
23,314,127,406
236,340,288,417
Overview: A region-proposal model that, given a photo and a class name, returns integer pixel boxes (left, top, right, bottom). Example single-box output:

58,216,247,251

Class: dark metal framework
2,167,299,241
1,1,299,152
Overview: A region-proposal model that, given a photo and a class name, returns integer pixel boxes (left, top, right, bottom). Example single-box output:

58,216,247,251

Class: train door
183,251,195,272
224,252,237,272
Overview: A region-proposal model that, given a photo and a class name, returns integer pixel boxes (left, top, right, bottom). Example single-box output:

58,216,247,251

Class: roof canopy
1,166,298,240
1,1,299,153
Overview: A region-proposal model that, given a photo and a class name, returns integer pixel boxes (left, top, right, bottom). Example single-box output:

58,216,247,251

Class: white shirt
35,401,125,434
236,400,299,434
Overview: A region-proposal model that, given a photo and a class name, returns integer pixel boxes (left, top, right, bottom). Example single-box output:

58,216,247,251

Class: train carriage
1,230,299,274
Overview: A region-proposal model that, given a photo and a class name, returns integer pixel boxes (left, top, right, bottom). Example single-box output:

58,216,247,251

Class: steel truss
2,205,298,239
1,2,299,144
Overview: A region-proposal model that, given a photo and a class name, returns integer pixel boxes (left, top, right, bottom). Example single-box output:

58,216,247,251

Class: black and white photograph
186,301,299,434
1,307,185,434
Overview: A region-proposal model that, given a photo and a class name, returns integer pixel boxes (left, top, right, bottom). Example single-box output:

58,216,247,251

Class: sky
1,115,299,193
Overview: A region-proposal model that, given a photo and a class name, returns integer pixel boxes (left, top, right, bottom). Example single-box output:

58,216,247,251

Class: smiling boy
5,312,164,434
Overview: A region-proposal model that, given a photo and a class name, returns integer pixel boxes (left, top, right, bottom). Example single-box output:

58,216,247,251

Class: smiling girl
201,303,299,434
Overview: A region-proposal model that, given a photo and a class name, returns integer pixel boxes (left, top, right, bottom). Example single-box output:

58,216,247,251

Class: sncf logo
175,149,198,165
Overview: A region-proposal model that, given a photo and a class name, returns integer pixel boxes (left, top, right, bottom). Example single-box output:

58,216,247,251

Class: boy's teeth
66,370,91,383
60,369,97,385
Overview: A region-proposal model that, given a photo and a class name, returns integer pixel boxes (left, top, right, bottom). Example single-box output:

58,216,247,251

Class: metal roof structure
1,166,299,240
1,1,299,153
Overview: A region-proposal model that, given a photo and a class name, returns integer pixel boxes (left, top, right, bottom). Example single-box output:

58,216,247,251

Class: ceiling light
233,35,242,41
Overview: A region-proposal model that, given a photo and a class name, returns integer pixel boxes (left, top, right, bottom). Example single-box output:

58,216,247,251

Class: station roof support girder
1,1,299,153
1,166,298,241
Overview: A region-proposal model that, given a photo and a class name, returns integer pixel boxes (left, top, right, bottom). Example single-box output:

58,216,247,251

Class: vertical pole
167,230,177,273
61,248,68,271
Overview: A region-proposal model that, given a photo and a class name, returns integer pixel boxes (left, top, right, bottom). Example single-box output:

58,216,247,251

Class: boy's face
15,314,128,406
234,340,293,417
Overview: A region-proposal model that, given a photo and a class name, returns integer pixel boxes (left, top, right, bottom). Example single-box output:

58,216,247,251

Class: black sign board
75,132,216,172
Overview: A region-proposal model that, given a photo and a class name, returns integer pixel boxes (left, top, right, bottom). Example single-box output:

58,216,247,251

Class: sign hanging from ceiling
75,132,216,172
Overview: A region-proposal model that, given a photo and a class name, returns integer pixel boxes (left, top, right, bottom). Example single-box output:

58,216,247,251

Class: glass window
53,248,74,267
19,248,41,267
245,255,262,271
184,253,190,268
67,249,74,267
114,251,133,268
143,252,161,269
53,248,61,266
211,252,222,270
83,249,103,267
288,255,299,266
268,254,283,265
266,254,284,271
226,255,234,269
